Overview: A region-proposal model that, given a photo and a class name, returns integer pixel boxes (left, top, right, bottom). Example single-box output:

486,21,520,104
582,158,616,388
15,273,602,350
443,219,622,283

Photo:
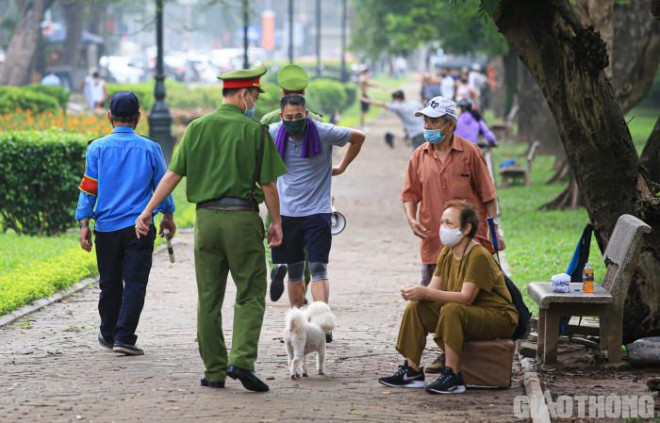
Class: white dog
284,301,336,379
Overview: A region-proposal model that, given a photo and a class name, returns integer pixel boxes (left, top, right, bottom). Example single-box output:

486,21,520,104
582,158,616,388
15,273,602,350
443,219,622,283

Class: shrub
24,84,70,110
107,82,154,110
0,130,87,236
306,79,349,117
0,87,60,114
253,82,282,119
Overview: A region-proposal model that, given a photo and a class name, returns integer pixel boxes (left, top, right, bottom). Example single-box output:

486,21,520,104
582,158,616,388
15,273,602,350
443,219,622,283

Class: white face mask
440,225,464,247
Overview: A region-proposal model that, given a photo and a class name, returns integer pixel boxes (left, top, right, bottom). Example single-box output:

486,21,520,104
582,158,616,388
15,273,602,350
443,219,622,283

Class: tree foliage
350,0,508,59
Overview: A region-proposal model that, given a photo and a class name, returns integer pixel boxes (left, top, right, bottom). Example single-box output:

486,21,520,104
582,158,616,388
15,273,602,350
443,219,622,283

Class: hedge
107,80,223,111
306,79,353,117
0,130,87,235
24,84,70,110
0,87,60,114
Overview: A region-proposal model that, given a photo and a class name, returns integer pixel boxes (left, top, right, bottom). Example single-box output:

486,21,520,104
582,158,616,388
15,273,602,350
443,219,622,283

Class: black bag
500,273,532,340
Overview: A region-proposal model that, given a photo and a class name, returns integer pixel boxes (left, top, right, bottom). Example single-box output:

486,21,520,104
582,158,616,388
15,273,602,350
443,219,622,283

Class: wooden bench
490,104,518,142
527,214,651,364
499,141,540,187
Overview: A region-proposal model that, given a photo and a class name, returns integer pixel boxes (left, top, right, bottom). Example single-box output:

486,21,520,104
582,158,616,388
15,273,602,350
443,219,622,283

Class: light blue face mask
243,92,257,117
423,122,450,144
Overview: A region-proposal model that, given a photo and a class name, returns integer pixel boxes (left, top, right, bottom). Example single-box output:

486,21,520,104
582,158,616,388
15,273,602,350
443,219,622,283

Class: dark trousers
94,225,155,345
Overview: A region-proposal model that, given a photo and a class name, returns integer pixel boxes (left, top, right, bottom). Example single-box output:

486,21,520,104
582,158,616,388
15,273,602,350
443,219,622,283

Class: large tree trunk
516,61,562,152
492,0,660,343
611,0,660,113
0,0,55,85
61,1,85,68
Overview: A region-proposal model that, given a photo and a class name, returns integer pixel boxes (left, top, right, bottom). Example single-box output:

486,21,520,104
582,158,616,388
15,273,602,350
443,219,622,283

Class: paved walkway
0,97,524,423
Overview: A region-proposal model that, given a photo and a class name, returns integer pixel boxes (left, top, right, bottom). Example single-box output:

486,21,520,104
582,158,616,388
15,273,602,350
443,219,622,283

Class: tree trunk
492,0,660,343
577,0,660,114
611,0,660,113
540,177,584,210
640,116,660,187
516,60,562,151
0,0,55,85
502,48,518,119
61,1,85,68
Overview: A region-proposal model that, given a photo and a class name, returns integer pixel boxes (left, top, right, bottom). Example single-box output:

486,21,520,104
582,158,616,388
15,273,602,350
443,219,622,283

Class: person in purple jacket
455,99,497,146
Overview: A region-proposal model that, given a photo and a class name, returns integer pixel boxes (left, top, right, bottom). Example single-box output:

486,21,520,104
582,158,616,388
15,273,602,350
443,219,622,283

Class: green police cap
217,65,267,93
277,64,309,92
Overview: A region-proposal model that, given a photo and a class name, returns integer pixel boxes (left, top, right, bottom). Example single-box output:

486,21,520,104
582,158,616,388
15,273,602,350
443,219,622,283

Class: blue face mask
243,92,257,117
423,129,443,144
423,122,450,144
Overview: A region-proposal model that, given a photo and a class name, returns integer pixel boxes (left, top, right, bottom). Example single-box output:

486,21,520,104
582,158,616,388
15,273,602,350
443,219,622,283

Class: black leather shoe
113,342,144,356
226,365,269,392
269,265,287,302
200,378,225,389
98,332,113,349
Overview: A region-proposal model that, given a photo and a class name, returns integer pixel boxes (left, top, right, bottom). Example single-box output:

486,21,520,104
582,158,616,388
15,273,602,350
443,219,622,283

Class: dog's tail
286,308,307,332
305,301,336,332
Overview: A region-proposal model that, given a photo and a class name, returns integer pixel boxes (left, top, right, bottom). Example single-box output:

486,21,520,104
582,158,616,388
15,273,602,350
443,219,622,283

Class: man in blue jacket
76,91,176,356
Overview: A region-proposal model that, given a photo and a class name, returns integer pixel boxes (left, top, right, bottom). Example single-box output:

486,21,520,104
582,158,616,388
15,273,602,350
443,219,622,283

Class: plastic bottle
583,263,594,293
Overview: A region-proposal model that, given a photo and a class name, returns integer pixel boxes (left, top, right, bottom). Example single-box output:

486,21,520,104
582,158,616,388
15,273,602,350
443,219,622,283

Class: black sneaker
378,361,425,388
269,265,287,302
98,332,113,350
425,366,466,394
113,342,145,356
325,331,333,343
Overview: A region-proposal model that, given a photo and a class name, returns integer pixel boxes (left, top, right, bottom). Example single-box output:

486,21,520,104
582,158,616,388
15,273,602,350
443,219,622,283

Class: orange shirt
400,136,496,264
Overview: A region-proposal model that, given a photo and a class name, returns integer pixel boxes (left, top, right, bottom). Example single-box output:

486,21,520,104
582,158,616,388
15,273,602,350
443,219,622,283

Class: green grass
495,106,656,315
0,180,195,317
625,106,657,154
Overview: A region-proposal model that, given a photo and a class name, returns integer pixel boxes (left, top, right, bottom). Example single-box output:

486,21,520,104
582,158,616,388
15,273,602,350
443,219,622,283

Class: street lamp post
315,0,321,78
148,0,173,164
288,0,294,63
243,0,249,69
340,0,347,82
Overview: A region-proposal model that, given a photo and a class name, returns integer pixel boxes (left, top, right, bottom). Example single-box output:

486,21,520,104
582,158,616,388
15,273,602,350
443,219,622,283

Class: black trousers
94,225,155,345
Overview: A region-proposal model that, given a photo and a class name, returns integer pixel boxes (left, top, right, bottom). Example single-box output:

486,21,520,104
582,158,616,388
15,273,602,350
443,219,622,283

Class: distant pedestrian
358,66,383,131
455,99,497,146
41,71,61,87
76,91,176,356
84,71,107,111
361,90,425,150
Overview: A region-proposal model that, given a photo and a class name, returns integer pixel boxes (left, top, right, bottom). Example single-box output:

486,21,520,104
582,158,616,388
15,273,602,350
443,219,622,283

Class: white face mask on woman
440,225,464,247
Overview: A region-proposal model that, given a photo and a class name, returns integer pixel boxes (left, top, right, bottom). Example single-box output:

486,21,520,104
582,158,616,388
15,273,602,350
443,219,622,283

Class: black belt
196,197,257,212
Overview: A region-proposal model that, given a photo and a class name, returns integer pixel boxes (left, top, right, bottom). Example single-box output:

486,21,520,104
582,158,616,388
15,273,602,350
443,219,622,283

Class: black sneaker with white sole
425,366,466,394
378,361,425,388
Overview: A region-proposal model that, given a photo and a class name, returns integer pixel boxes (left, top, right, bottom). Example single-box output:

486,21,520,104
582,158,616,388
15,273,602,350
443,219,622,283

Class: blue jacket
76,126,175,232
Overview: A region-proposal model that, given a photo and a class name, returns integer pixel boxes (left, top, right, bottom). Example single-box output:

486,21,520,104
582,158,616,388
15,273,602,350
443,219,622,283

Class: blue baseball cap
110,91,140,117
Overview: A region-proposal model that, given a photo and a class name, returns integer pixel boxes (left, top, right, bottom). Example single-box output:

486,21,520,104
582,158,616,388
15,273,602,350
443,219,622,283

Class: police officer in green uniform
261,64,313,302
136,65,286,392
261,64,310,126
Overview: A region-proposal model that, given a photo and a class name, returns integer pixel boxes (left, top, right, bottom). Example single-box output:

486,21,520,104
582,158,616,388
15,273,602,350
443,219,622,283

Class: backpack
500,273,532,340
487,216,531,340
